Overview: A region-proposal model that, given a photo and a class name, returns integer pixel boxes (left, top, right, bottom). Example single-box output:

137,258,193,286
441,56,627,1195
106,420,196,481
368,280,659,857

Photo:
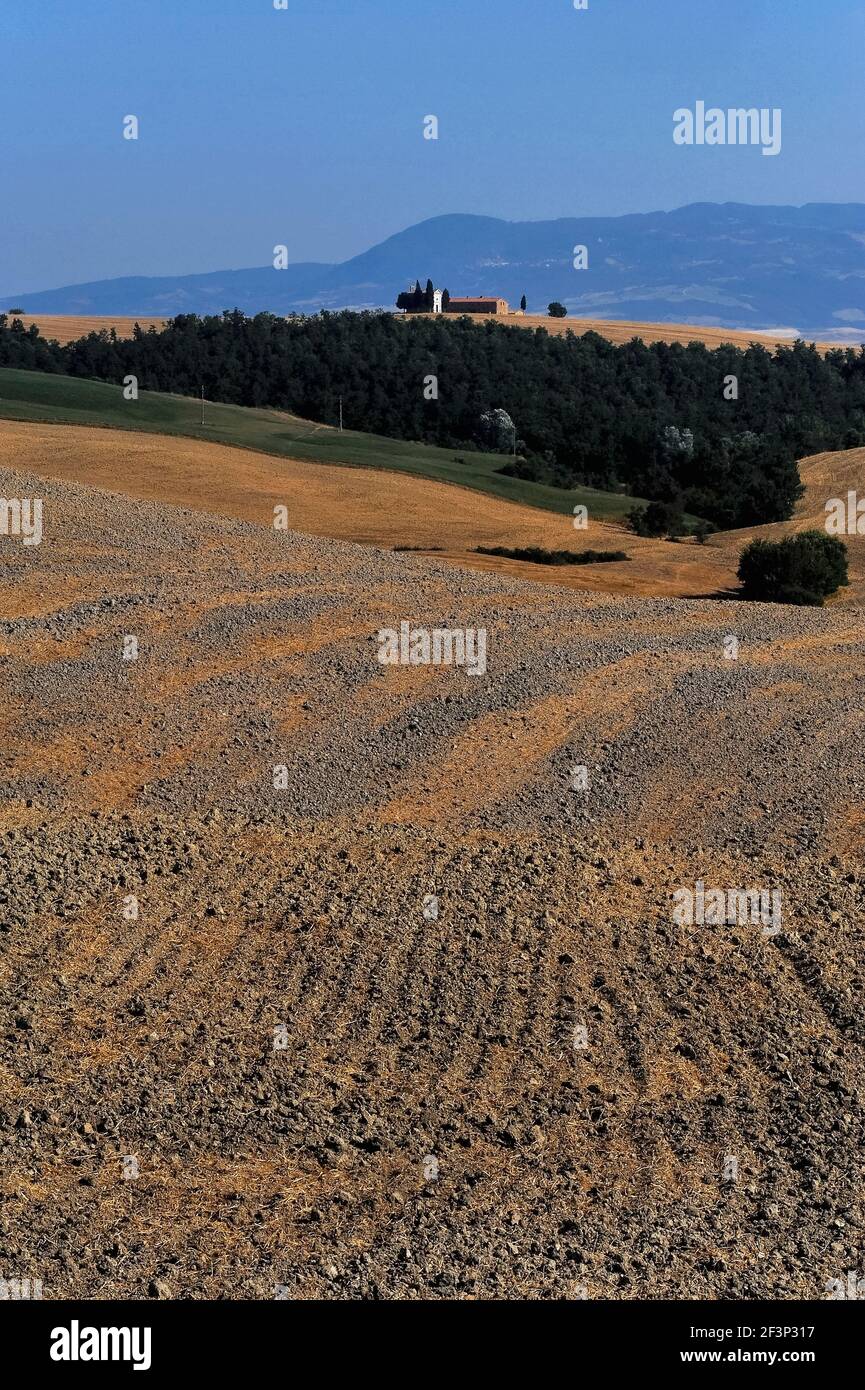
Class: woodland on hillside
2,310,864,528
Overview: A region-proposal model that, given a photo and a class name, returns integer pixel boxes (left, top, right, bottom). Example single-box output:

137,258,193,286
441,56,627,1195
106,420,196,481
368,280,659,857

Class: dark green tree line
2,310,865,527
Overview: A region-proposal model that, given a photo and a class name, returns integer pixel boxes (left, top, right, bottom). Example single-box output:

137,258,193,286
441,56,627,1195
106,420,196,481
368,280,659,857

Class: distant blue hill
5,203,864,340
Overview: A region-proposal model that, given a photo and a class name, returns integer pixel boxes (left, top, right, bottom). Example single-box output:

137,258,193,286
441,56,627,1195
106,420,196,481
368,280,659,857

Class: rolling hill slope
0,419,731,601
2,407,864,603
1,460,863,1299
2,365,863,603
0,367,645,522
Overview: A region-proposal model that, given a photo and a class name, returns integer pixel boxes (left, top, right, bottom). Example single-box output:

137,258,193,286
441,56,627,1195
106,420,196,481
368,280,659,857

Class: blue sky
1,0,862,292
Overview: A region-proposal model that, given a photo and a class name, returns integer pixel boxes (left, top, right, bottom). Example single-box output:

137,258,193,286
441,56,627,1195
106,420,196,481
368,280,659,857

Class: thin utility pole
200,385,205,427
339,396,343,432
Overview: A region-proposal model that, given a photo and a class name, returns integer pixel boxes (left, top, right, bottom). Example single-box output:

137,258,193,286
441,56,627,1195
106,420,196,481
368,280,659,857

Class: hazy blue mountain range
5,203,864,340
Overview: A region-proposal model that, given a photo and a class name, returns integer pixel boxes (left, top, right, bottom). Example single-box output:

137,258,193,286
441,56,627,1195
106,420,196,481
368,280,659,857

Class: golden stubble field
10,314,167,344
1,420,863,604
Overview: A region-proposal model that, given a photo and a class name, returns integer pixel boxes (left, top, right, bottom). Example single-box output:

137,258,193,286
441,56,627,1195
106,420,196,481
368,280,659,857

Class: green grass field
0,366,649,521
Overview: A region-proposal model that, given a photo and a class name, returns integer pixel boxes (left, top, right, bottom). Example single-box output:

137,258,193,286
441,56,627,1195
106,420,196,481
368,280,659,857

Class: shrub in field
737,530,848,605
475,545,627,565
